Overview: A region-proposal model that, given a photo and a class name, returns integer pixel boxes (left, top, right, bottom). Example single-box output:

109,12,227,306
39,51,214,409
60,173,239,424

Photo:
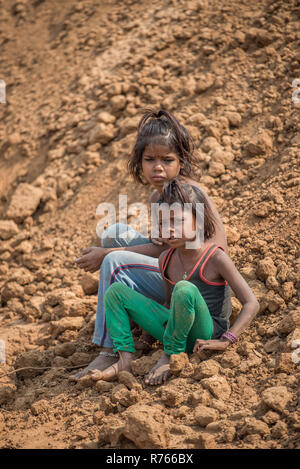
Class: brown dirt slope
0,0,299,449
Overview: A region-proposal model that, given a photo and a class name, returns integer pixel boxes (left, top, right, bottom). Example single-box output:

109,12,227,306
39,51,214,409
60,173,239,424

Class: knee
172,280,198,301
104,282,127,303
101,249,132,272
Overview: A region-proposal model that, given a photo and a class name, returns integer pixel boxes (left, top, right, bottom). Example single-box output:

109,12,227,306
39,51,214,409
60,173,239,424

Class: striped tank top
161,242,232,339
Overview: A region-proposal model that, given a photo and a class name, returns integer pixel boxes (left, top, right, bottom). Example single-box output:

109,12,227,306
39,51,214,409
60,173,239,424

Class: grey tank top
162,243,232,339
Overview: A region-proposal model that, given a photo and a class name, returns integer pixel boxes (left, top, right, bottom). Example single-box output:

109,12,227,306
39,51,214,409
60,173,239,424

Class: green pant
104,280,213,355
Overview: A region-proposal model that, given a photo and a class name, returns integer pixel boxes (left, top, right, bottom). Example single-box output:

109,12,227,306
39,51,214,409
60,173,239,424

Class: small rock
80,273,99,295
276,310,300,335
208,161,225,177
197,433,217,449
169,353,189,375
244,130,273,157
220,351,241,368
201,376,231,400
160,385,184,408
1,282,24,302
111,95,126,112
275,352,297,374
262,410,280,425
110,384,128,404
281,282,295,301
118,370,141,390
196,73,214,93
14,350,52,379
0,220,19,240
194,405,219,427
271,421,287,439
95,380,114,393
253,202,273,218
54,342,76,358
211,149,235,166
239,417,270,438
225,226,240,244
93,410,105,424
189,389,211,406
69,352,91,366
98,111,116,124
52,356,69,367
202,136,221,153
261,386,292,413
6,183,43,223
30,399,49,416
49,317,85,338
75,375,94,390
48,147,65,161
226,111,242,128
256,257,277,281
122,404,170,449
193,359,221,379
89,123,117,145
0,366,16,405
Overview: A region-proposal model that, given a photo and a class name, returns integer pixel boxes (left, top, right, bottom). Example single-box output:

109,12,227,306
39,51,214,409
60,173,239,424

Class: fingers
75,256,87,266
151,238,163,246
81,248,92,255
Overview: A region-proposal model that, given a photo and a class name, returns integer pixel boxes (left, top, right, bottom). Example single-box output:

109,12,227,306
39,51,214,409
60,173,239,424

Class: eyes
143,157,176,163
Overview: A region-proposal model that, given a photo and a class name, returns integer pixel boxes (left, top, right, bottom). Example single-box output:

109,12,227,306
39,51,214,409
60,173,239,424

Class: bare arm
193,250,259,352
213,250,260,336
107,242,168,258
76,189,167,272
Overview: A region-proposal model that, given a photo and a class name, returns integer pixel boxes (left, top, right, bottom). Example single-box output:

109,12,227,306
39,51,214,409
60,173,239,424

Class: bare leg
69,348,118,381
89,351,135,382
144,352,171,386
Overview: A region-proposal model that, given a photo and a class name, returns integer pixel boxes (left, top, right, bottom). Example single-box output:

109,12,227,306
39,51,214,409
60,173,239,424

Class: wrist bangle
220,331,238,344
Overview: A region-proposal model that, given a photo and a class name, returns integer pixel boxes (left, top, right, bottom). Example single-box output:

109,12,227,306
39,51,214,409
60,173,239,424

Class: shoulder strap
197,243,217,269
161,248,174,273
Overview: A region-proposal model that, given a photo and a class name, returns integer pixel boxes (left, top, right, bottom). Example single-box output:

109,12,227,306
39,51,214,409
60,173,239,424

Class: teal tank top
161,243,232,339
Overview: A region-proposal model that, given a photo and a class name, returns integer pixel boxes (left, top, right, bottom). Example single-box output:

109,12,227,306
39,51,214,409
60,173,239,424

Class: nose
153,160,163,171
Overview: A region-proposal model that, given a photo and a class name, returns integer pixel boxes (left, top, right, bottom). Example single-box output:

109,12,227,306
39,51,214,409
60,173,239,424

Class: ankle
119,351,135,362
101,347,114,352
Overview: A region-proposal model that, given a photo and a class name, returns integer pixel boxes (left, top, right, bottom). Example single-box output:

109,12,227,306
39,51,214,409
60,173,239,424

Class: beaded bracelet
220,331,238,343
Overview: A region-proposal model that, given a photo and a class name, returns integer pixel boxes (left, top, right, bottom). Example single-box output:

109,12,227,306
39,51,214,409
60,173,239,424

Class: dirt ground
0,0,299,449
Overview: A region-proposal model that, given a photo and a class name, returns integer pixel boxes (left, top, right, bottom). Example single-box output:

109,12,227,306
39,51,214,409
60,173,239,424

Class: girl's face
158,206,197,248
141,143,182,192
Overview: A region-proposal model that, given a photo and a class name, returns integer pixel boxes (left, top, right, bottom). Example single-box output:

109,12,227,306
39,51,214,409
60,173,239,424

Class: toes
90,370,103,381
145,371,154,384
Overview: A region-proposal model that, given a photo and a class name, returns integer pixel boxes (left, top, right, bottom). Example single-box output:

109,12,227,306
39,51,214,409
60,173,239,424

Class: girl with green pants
90,179,259,385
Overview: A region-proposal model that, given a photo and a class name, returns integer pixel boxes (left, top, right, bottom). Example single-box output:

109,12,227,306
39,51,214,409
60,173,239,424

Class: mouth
167,238,181,243
152,175,165,181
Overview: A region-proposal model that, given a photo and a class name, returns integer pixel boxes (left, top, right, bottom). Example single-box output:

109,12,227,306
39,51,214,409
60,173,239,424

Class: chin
166,238,185,247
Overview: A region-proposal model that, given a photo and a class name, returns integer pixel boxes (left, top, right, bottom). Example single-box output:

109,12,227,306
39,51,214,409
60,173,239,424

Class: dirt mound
0,0,299,449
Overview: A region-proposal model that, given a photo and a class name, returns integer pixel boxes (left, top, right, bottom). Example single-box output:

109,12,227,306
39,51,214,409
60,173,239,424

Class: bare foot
144,352,171,386
89,351,134,382
69,350,118,381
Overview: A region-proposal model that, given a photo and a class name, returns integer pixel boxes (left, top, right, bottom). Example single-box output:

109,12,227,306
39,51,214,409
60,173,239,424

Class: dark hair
128,109,197,185
157,177,216,241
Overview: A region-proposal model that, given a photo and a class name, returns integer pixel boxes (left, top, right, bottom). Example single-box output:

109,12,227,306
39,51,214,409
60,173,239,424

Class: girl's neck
176,241,209,259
